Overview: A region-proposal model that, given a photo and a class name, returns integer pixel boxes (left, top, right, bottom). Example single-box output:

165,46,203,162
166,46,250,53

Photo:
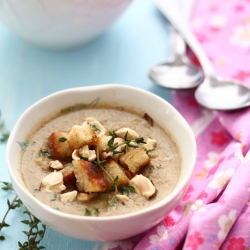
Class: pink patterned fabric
99,0,250,249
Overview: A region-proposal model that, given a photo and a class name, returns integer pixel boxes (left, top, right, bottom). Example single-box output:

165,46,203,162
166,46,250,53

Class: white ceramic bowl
6,84,196,241
0,0,133,50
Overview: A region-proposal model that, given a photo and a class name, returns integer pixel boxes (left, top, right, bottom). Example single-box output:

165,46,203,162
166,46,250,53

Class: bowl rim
6,84,196,221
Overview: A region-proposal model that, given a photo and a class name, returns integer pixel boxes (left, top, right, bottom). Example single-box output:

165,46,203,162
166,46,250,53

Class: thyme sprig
0,181,46,249
108,131,146,154
0,111,10,142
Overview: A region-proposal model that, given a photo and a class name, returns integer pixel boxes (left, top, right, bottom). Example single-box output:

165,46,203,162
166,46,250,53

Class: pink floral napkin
98,0,250,249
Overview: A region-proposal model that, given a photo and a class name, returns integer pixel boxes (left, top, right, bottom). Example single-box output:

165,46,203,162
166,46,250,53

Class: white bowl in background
6,84,196,241
0,0,133,50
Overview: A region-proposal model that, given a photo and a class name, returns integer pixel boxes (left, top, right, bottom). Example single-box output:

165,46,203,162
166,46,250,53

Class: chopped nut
115,127,139,140
116,194,129,201
60,190,77,203
40,171,66,194
129,174,156,199
85,117,106,137
72,145,96,162
142,138,157,151
76,192,97,201
49,160,64,170
79,145,96,161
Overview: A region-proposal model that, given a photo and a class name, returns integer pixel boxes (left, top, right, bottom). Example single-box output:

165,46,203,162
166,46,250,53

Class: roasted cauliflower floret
103,158,129,187
73,160,110,192
119,148,150,174
67,123,96,150
48,131,73,160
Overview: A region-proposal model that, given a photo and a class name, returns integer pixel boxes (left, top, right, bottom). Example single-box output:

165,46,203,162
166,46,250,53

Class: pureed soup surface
21,106,181,216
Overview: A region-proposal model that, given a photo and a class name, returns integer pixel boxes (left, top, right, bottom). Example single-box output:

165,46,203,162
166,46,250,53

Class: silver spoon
149,27,204,89
154,0,250,110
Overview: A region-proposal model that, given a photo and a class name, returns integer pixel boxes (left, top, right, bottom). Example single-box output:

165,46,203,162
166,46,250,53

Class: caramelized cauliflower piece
48,131,73,160
119,148,150,174
67,123,95,150
73,160,110,192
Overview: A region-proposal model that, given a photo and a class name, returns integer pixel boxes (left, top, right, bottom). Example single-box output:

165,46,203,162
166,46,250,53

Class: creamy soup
21,106,181,216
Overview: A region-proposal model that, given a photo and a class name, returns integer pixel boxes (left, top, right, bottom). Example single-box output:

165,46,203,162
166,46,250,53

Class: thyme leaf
0,111,10,143
58,137,67,142
0,181,46,249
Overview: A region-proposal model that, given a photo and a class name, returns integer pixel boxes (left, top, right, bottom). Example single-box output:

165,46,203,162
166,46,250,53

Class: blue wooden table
0,0,173,248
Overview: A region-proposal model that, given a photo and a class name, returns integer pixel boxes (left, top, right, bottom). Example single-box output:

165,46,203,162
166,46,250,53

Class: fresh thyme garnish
94,146,119,207
0,181,46,249
120,185,135,196
37,151,52,158
50,194,57,201
107,131,147,154
101,194,117,207
91,125,100,132
17,141,35,150
80,156,89,161
84,208,92,216
58,137,67,142
0,111,10,142
149,165,155,173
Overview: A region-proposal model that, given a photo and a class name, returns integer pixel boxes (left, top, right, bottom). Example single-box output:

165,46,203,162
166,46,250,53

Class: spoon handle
154,0,215,77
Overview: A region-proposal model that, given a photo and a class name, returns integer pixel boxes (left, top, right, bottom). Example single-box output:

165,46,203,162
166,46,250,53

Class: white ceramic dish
0,0,133,50
6,84,196,241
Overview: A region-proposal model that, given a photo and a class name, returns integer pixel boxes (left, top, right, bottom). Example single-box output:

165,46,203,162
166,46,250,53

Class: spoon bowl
149,28,204,89
154,0,250,110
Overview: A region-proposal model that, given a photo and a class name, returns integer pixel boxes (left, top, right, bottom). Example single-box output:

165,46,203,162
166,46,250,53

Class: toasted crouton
103,158,129,187
119,148,150,174
48,131,73,160
67,124,96,150
73,160,110,192
60,163,76,190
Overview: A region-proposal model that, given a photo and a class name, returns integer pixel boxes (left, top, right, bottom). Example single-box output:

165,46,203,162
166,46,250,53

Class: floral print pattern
217,210,237,241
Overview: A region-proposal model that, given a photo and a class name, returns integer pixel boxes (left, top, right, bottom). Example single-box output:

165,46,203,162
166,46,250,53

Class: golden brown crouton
67,124,96,150
119,148,150,174
48,131,73,160
103,158,129,187
73,160,110,192
60,163,77,190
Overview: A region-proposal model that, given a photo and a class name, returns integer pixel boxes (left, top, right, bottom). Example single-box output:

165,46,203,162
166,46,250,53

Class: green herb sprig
0,181,46,249
108,131,146,154
0,111,10,142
